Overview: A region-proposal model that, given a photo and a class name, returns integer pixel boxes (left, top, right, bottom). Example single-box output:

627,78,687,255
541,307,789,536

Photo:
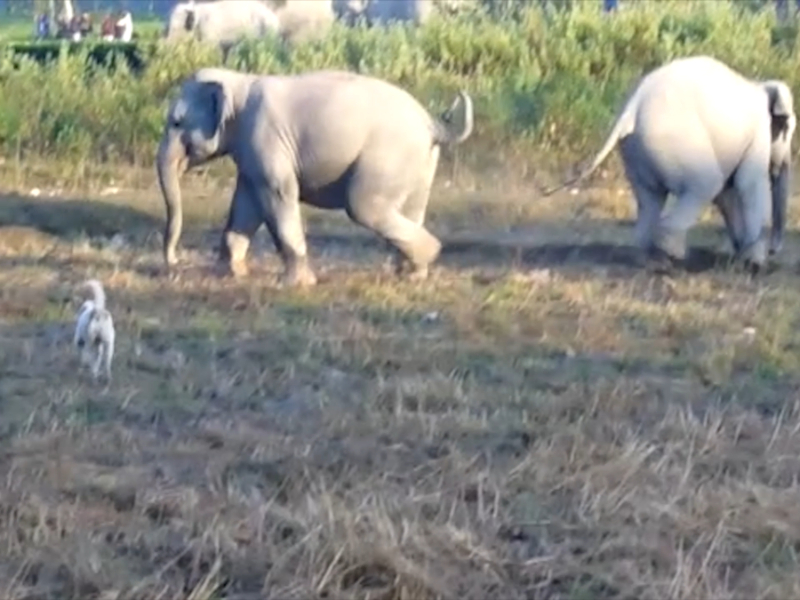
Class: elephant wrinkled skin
544,55,796,270
156,68,473,286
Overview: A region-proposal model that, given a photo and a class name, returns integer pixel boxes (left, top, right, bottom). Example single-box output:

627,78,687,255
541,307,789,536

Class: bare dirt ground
2,160,800,599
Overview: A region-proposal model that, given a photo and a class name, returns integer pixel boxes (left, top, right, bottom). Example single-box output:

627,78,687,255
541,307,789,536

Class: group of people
35,9,134,43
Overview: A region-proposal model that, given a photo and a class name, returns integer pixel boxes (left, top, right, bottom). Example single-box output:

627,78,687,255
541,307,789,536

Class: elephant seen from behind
544,55,797,272
156,68,473,287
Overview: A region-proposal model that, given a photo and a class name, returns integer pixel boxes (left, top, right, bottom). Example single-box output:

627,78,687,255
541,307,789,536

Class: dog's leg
91,347,103,381
102,339,113,382
80,345,92,369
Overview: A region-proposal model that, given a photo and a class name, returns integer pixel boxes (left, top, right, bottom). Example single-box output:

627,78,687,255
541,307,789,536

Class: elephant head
164,2,197,38
156,69,247,268
184,5,197,32
762,80,796,255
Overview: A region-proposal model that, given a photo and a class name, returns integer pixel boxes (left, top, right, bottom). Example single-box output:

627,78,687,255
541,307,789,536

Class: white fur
73,279,116,382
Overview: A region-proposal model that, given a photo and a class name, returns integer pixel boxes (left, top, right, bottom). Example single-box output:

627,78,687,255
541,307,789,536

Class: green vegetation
0,0,798,175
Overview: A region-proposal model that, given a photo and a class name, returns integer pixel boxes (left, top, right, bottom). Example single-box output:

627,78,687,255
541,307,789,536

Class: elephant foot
280,259,317,288
419,235,443,267
406,235,442,276
643,244,683,275
392,253,433,282
401,264,430,282
221,230,252,276
216,251,250,279
217,258,249,279
736,238,767,276
653,227,688,262
769,233,783,257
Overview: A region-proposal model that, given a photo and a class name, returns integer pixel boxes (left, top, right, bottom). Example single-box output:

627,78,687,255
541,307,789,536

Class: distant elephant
262,0,335,44
332,0,370,25
543,55,796,270
365,0,434,25
339,0,471,27
156,68,474,286
164,0,281,53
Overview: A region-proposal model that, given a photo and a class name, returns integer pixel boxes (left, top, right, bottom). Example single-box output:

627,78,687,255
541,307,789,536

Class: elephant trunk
434,90,474,146
771,162,790,255
156,132,188,269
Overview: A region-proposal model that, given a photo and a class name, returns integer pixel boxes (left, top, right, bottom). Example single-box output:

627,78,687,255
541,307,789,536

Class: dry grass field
2,154,800,599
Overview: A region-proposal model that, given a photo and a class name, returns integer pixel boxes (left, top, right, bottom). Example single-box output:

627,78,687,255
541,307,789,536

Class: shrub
0,1,797,171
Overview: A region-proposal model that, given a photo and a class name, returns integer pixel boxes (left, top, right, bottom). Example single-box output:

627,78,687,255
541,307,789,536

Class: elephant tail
433,90,474,146
539,89,640,198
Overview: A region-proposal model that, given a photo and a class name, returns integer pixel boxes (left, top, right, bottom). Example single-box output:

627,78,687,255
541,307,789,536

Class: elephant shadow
303,220,764,275
0,193,161,243
441,237,742,274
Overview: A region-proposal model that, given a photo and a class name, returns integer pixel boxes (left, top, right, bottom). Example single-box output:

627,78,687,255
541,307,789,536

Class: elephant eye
171,117,182,128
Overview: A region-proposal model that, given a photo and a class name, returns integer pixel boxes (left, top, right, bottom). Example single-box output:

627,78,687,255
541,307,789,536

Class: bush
0,0,797,171
5,40,147,74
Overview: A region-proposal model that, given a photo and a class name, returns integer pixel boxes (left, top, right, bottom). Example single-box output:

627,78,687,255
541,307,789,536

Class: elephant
163,0,281,54
364,0,435,26
543,55,796,270
332,0,370,26
156,68,474,286
337,0,474,28
262,0,336,44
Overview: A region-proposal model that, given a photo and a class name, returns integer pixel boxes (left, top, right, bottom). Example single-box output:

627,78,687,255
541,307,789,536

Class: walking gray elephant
156,68,473,286
543,55,796,270
164,0,280,52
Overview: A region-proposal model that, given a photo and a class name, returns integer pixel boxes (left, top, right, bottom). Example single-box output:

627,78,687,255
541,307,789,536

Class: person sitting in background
78,12,93,38
100,13,116,41
114,10,134,42
35,13,51,39
69,15,82,41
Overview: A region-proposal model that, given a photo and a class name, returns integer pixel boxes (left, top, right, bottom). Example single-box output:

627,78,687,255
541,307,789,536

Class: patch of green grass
0,17,33,42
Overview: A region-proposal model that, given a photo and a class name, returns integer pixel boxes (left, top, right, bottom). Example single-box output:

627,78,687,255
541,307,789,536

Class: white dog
73,279,116,382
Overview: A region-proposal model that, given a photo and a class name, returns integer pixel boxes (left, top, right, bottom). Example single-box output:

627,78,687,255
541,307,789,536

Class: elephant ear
184,6,196,31
765,81,794,141
198,81,227,138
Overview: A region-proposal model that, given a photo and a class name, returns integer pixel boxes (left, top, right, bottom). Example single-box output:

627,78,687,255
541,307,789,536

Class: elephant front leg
732,166,770,270
219,176,262,278
770,162,790,256
256,175,317,288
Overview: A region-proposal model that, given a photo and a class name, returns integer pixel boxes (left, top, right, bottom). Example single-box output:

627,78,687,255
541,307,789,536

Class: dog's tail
84,279,107,310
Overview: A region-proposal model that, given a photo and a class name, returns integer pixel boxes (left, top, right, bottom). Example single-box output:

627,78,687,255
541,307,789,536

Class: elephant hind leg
391,150,440,276
626,177,668,252
347,201,442,280
619,138,668,253
654,173,725,262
